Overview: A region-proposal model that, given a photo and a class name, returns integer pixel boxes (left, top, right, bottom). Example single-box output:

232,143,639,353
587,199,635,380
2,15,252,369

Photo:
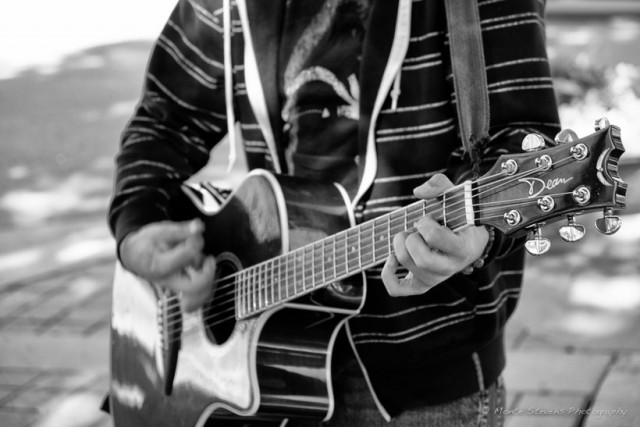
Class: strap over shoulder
444,0,490,169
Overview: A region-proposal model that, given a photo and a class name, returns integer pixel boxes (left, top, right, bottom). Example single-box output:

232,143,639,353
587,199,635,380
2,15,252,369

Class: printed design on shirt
280,0,369,175
282,68,360,122
281,0,367,121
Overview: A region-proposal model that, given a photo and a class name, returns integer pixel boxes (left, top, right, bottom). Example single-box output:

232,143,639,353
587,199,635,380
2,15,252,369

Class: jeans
208,365,506,427
288,362,506,427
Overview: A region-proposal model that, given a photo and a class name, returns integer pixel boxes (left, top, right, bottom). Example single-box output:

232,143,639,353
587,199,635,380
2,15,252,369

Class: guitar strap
443,0,490,176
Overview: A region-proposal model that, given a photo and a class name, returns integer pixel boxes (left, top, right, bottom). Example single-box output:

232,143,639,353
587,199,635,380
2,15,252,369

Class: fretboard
235,182,473,318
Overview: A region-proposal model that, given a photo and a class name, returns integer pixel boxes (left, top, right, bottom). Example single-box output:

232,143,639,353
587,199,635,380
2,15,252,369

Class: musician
109,0,560,425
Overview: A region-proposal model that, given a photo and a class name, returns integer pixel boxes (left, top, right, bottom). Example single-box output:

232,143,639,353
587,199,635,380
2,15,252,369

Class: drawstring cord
391,68,402,111
223,0,237,171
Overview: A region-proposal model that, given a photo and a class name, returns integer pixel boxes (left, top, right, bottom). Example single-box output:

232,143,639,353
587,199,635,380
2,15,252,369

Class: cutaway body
110,171,364,426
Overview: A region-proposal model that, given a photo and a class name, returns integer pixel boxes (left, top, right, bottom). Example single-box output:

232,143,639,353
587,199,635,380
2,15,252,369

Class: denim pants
287,362,506,427
209,365,506,427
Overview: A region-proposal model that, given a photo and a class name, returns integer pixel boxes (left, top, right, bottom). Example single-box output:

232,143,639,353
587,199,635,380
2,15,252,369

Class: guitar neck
235,182,473,318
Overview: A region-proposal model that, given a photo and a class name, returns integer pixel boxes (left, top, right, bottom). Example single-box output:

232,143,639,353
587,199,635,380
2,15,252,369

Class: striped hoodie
109,0,560,418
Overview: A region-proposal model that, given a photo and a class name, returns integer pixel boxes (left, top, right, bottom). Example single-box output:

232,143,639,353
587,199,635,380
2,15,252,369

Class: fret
362,221,375,267
264,263,269,306
358,230,362,270
321,239,327,284
253,265,259,311
265,262,270,306
285,254,290,300
332,234,337,281
311,243,317,290
336,233,347,279
264,263,270,307
298,250,305,294
237,270,244,318
407,204,420,230
245,268,250,313
269,259,275,306
298,252,303,292
292,251,297,296
343,232,349,275
346,230,359,274
442,190,448,227
442,188,467,230
256,264,261,309
391,210,404,237
295,249,304,295
305,246,313,291
277,256,283,302
243,269,249,316
257,264,263,310
404,208,408,231
245,269,251,315
357,223,367,269
295,249,305,294
256,264,264,310
250,266,257,311
371,220,378,264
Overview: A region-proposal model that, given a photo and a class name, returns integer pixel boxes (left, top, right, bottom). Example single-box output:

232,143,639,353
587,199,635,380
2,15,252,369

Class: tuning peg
554,129,579,144
522,133,546,152
525,224,551,256
559,214,586,242
595,117,610,131
595,208,621,235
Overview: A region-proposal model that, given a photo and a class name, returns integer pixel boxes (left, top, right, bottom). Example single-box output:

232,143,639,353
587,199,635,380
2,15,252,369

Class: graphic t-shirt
279,0,370,192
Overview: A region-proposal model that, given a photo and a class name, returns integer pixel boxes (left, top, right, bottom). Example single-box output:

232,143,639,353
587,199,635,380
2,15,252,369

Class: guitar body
110,170,364,427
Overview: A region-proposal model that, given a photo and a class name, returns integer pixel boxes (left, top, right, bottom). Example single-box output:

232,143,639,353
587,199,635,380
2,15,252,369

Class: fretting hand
119,219,216,311
381,174,489,297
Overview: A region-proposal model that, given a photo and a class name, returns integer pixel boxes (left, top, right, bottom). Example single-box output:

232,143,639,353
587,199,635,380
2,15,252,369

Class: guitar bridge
157,290,182,396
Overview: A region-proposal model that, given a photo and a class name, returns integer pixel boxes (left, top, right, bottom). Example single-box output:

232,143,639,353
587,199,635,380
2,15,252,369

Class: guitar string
161,153,576,311
161,201,538,341
162,191,577,334
161,192,576,338
160,154,578,327
160,154,578,326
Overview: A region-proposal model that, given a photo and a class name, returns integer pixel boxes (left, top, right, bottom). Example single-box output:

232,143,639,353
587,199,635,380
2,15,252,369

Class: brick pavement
0,260,113,427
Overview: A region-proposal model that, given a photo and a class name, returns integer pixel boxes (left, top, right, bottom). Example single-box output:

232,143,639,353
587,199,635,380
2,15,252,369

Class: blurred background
0,1,638,426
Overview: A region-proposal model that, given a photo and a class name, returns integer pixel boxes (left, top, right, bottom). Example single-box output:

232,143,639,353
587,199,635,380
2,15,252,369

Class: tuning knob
595,208,621,235
595,117,610,131
522,133,546,152
554,129,579,144
559,214,586,242
525,224,551,256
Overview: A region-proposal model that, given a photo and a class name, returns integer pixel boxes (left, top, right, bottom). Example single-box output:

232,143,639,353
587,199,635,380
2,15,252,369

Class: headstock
476,118,627,255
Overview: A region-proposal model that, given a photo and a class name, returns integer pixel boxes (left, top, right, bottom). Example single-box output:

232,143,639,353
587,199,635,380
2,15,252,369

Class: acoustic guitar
109,122,627,426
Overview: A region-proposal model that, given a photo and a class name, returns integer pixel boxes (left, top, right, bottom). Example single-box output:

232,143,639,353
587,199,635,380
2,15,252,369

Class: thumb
146,219,204,246
413,173,454,199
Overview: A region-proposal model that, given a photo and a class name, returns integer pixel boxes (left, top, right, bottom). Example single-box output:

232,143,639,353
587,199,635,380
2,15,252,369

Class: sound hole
204,253,240,344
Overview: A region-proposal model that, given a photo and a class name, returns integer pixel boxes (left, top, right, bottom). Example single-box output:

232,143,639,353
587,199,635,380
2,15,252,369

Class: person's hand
120,219,216,311
381,174,489,297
